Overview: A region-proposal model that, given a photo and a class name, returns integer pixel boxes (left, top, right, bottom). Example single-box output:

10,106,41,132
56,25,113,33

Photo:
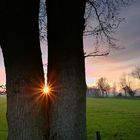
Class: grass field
0,96,140,140
0,96,7,140
87,97,140,140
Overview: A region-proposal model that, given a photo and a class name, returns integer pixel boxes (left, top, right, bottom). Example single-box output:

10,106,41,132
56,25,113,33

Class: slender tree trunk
0,0,48,139
124,89,127,97
46,0,87,139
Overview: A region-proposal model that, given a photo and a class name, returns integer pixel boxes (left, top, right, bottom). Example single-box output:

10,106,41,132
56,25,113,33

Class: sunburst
43,86,50,94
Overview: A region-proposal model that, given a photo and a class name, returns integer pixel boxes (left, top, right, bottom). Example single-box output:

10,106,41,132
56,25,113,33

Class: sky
0,50,5,84
84,0,140,86
0,0,140,87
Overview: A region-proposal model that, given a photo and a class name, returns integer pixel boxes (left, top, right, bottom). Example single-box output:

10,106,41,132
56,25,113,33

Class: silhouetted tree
119,74,138,97
0,84,6,95
39,0,47,41
96,77,110,97
112,82,117,96
0,0,47,139
40,0,132,56
45,0,132,139
119,74,128,96
131,66,140,80
46,0,87,139
125,85,137,97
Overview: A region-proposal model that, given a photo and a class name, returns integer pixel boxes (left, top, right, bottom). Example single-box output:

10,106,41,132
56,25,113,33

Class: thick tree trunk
0,0,48,139
46,0,87,139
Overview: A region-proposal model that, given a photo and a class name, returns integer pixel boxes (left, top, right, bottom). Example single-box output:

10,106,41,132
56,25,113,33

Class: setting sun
43,86,50,94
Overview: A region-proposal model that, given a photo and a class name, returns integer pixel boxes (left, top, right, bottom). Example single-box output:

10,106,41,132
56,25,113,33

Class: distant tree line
0,84,6,95
119,66,140,97
87,66,140,97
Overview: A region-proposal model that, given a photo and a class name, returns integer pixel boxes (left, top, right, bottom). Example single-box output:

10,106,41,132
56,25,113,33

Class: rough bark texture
46,0,87,139
0,0,48,139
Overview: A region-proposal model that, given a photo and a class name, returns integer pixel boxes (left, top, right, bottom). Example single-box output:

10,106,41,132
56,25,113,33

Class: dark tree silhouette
131,66,140,80
112,82,117,96
84,0,131,56
0,0,47,139
119,74,138,97
39,0,132,57
0,84,6,95
119,74,128,96
45,0,132,139
125,85,137,97
46,0,87,139
96,77,110,97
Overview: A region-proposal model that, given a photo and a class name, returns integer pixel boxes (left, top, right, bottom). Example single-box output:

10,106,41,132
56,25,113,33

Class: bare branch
84,0,132,52
39,0,133,56
84,51,109,58
131,66,140,80
39,0,47,42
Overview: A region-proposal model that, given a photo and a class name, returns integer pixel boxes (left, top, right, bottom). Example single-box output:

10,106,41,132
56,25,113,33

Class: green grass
0,96,140,140
87,97,140,140
0,96,7,140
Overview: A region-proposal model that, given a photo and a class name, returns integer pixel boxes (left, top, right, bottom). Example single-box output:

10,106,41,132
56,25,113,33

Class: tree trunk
124,89,127,97
46,0,87,139
0,0,48,139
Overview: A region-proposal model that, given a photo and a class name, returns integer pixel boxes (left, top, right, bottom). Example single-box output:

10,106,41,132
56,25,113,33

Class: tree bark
46,0,87,139
0,0,48,139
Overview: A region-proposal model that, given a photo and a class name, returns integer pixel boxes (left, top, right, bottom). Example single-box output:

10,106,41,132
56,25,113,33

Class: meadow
87,97,140,140
0,96,140,140
0,96,7,140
